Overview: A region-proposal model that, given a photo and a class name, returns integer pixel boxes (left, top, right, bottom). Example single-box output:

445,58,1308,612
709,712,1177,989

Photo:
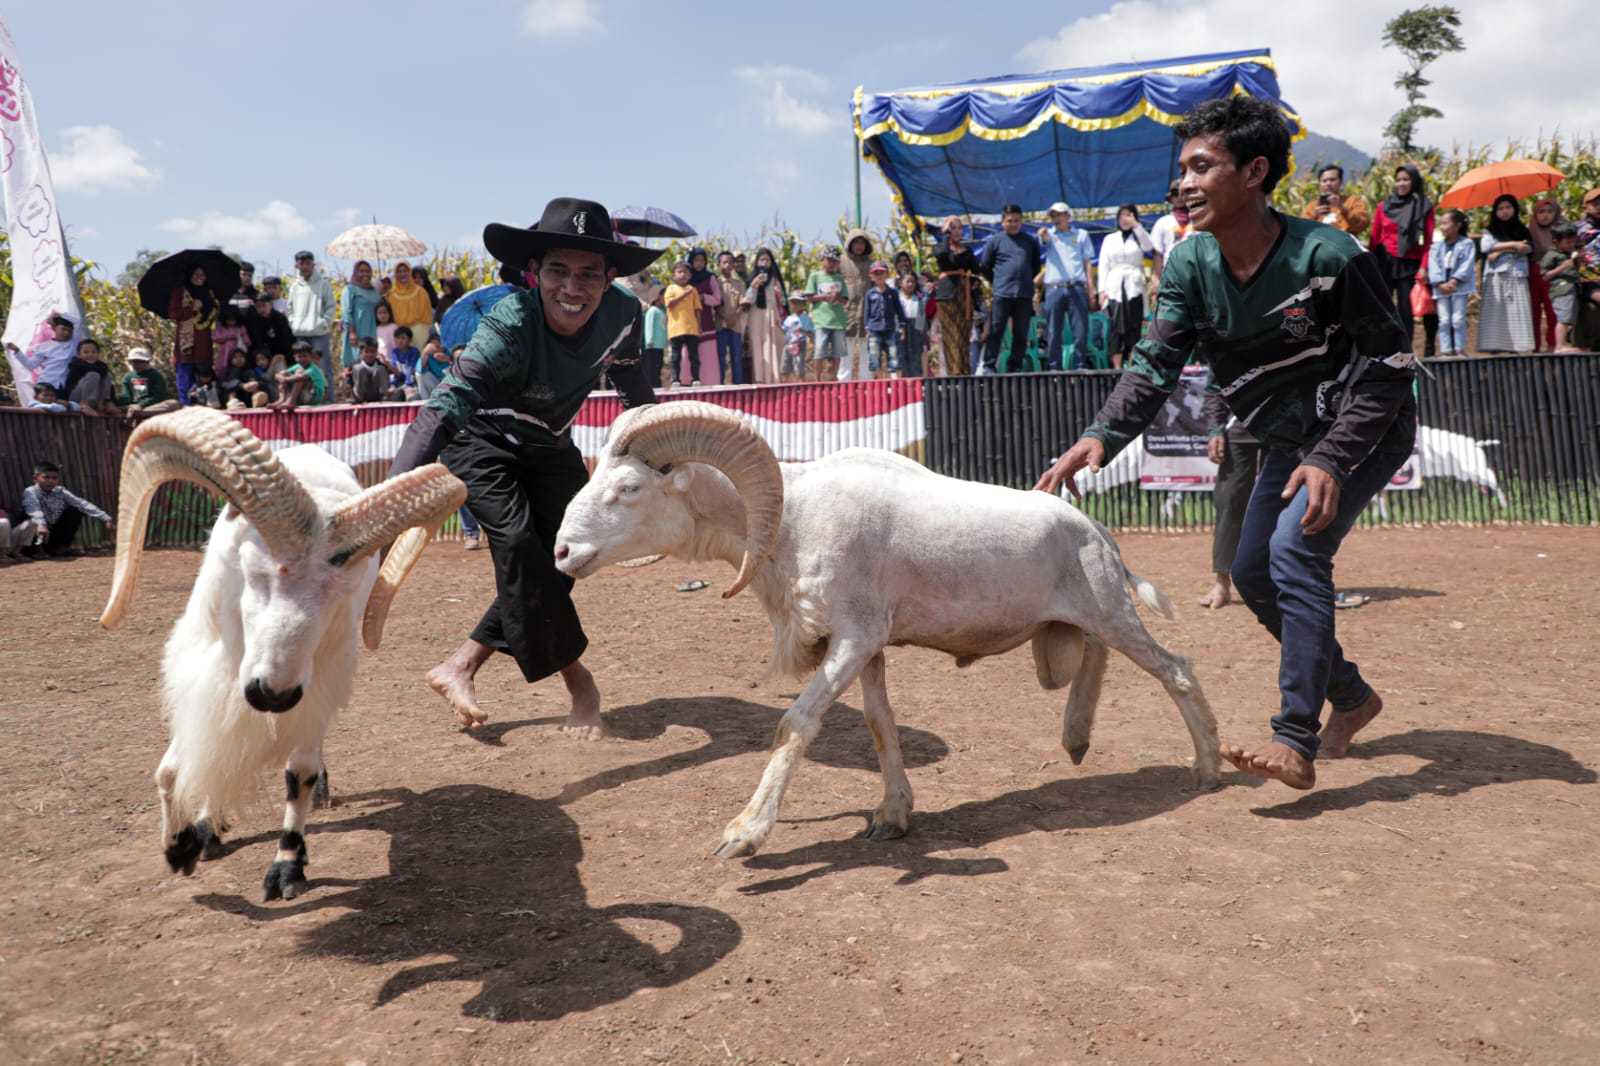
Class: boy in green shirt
271,340,328,408
802,246,849,374
119,348,179,414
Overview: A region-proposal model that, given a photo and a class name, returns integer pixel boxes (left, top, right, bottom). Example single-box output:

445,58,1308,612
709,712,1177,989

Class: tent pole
853,134,863,227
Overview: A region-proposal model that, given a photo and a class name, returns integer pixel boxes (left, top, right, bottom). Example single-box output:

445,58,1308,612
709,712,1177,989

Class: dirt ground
1,526,1597,1065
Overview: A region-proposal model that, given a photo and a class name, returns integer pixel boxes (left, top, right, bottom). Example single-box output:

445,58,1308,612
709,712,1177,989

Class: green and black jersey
1085,213,1416,483
391,286,652,473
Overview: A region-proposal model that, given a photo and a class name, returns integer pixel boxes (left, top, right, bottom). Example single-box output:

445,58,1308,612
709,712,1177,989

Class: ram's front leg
715,637,877,860
858,652,913,840
263,747,321,901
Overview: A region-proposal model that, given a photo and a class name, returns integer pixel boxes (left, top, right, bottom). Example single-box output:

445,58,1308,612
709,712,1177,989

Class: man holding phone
1301,164,1371,237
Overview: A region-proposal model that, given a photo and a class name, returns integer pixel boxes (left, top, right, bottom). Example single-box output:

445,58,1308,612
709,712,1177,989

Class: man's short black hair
254,291,272,303
717,250,734,261
76,338,100,352
359,336,379,350
1552,221,1578,240
394,326,413,341
239,260,254,273
291,339,313,353
34,460,61,476
1319,163,1344,180
1000,203,1024,217
1174,95,1292,195
48,313,73,329
263,276,282,287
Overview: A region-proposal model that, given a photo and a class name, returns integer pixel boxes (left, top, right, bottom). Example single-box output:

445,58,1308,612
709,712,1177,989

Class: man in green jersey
388,198,662,738
1036,97,1415,790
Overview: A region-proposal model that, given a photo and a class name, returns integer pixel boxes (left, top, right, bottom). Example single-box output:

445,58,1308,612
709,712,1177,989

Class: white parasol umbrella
325,222,427,261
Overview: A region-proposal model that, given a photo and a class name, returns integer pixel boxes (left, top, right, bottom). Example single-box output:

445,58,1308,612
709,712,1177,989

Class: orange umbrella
1438,159,1565,211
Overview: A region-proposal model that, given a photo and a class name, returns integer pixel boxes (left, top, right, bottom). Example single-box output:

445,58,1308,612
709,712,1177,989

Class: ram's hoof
165,826,203,876
858,819,910,842
1066,743,1089,765
194,818,228,861
262,859,309,902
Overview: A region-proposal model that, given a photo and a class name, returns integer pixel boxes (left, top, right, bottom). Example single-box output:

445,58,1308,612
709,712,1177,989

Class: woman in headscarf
1528,198,1564,351
339,259,383,368
1097,203,1155,369
168,264,217,404
434,274,467,324
893,250,915,281
933,218,980,376
386,261,435,357
411,265,440,308
1478,194,1536,354
741,247,788,384
1369,163,1438,358
685,247,723,384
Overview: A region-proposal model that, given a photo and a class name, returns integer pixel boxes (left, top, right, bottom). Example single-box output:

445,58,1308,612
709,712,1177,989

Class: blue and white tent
854,49,1303,224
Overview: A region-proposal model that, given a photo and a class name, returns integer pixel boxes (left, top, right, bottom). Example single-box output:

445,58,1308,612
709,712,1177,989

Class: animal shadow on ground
469,697,952,806
1253,728,1596,819
737,764,1214,895
195,785,742,1021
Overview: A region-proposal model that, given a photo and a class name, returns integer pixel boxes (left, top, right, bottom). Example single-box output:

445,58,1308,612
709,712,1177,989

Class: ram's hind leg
155,744,204,876
1061,634,1109,764
1096,621,1220,787
263,747,321,902
858,653,913,840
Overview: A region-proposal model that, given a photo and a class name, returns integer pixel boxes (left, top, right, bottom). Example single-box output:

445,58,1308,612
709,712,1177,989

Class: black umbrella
611,205,697,239
136,249,243,319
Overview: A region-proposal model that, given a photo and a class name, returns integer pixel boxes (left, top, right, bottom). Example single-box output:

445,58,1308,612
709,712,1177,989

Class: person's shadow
1251,728,1596,819
195,784,742,1021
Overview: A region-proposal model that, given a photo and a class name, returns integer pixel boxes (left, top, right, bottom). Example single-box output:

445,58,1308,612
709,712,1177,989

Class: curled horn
321,464,467,650
609,401,782,599
100,408,320,630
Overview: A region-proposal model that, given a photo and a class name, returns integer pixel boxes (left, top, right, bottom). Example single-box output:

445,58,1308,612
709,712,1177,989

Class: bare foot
1220,739,1315,790
426,661,488,729
1198,578,1232,609
558,662,607,740
1319,691,1383,759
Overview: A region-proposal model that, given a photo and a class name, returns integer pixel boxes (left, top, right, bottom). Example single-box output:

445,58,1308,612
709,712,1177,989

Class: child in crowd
262,276,289,315
1427,209,1476,356
271,340,327,409
859,261,904,378
387,326,421,398
642,288,668,388
211,305,252,378
802,246,849,378
26,382,78,413
186,365,224,408
896,272,928,378
241,348,277,406
17,459,112,557
782,293,813,379
346,337,399,403
119,348,180,413
417,335,451,399
663,261,703,386
217,349,254,408
374,299,398,360
1540,223,1583,352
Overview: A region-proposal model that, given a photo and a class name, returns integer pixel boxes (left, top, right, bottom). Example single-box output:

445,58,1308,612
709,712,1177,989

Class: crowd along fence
1,355,1595,552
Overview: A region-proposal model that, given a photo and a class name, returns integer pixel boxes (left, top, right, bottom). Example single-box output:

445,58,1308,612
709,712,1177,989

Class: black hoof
262,859,309,902
1067,743,1089,765
311,768,332,809
195,818,228,861
165,826,203,876
858,820,910,841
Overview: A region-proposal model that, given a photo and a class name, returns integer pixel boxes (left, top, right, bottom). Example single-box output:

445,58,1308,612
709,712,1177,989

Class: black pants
1211,430,1264,574
1375,247,1438,357
983,296,1033,373
643,347,665,389
23,508,82,556
441,430,590,683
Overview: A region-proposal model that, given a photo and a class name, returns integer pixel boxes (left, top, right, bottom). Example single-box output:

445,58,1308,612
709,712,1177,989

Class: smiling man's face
1177,134,1265,233
537,248,613,337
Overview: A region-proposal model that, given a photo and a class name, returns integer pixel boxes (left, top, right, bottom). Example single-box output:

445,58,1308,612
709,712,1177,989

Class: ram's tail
1125,566,1175,621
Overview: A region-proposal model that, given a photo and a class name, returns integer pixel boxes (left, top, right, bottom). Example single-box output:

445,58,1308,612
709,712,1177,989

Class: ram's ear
666,465,695,494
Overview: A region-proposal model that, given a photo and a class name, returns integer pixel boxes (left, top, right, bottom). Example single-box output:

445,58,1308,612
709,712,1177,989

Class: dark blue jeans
718,328,746,385
1230,444,1411,759
1044,283,1090,370
982,296,1032,373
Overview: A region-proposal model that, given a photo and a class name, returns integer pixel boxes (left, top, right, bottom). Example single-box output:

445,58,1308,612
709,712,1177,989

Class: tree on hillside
117,247,169,288
1381,5,1465,155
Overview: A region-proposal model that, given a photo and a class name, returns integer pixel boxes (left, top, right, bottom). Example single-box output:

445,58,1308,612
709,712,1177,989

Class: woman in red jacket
1370,163,1438,358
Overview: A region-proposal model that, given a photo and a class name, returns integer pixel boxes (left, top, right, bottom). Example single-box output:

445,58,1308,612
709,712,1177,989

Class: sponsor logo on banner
1141,364,1215,491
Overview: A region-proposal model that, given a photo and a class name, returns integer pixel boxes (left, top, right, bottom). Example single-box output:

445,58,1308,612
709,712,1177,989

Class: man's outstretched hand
1034,437,1106,500
1282,464,1341,534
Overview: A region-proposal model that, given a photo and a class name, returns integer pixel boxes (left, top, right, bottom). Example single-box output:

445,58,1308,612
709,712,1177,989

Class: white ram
100,407,465,900
554,402,1219,859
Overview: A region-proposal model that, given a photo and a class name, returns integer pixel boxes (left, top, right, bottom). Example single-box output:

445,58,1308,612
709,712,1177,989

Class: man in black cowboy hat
388,197,662,737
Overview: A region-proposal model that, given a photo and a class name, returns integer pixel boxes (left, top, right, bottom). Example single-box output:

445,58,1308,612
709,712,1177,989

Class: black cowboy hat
483,197,663,277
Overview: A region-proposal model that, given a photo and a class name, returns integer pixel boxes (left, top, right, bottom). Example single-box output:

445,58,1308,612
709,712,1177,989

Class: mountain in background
1297,131,1375,176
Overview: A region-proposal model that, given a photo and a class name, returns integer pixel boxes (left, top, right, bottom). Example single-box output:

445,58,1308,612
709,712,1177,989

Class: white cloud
331,207,364,227
160,199,314,250
734,66,839,139
51,125,157,193
1021,1,1600,155
520,0,601,39
749,157,804,199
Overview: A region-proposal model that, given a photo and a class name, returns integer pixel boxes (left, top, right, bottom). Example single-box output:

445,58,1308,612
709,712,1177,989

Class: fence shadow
468,697,952,806
193,785,742,1021
1251,728,1596,819
735,764,1220,894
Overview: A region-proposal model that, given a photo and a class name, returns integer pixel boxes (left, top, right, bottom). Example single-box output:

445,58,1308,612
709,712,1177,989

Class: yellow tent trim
864,53,1278,104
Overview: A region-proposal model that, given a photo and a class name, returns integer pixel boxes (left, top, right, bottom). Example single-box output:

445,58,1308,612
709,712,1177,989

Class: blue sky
10,0,1596,282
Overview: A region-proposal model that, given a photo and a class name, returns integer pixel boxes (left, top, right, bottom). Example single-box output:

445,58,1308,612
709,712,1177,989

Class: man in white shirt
1149,180,1194,287
1036,202,1098,370
287,251,336,382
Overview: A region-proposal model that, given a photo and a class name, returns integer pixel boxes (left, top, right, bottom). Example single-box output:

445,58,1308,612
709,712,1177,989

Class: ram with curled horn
100,407,465,901
555,400,1220,860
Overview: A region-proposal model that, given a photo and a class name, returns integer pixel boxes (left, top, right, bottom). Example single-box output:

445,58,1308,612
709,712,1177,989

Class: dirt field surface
2,526,1597,1065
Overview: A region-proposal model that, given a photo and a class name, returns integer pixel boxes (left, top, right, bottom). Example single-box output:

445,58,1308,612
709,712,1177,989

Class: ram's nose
555,543,571,562
244,678,303,713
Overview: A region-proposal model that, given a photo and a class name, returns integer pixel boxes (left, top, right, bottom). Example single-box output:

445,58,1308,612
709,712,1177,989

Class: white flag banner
1,17,85,406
